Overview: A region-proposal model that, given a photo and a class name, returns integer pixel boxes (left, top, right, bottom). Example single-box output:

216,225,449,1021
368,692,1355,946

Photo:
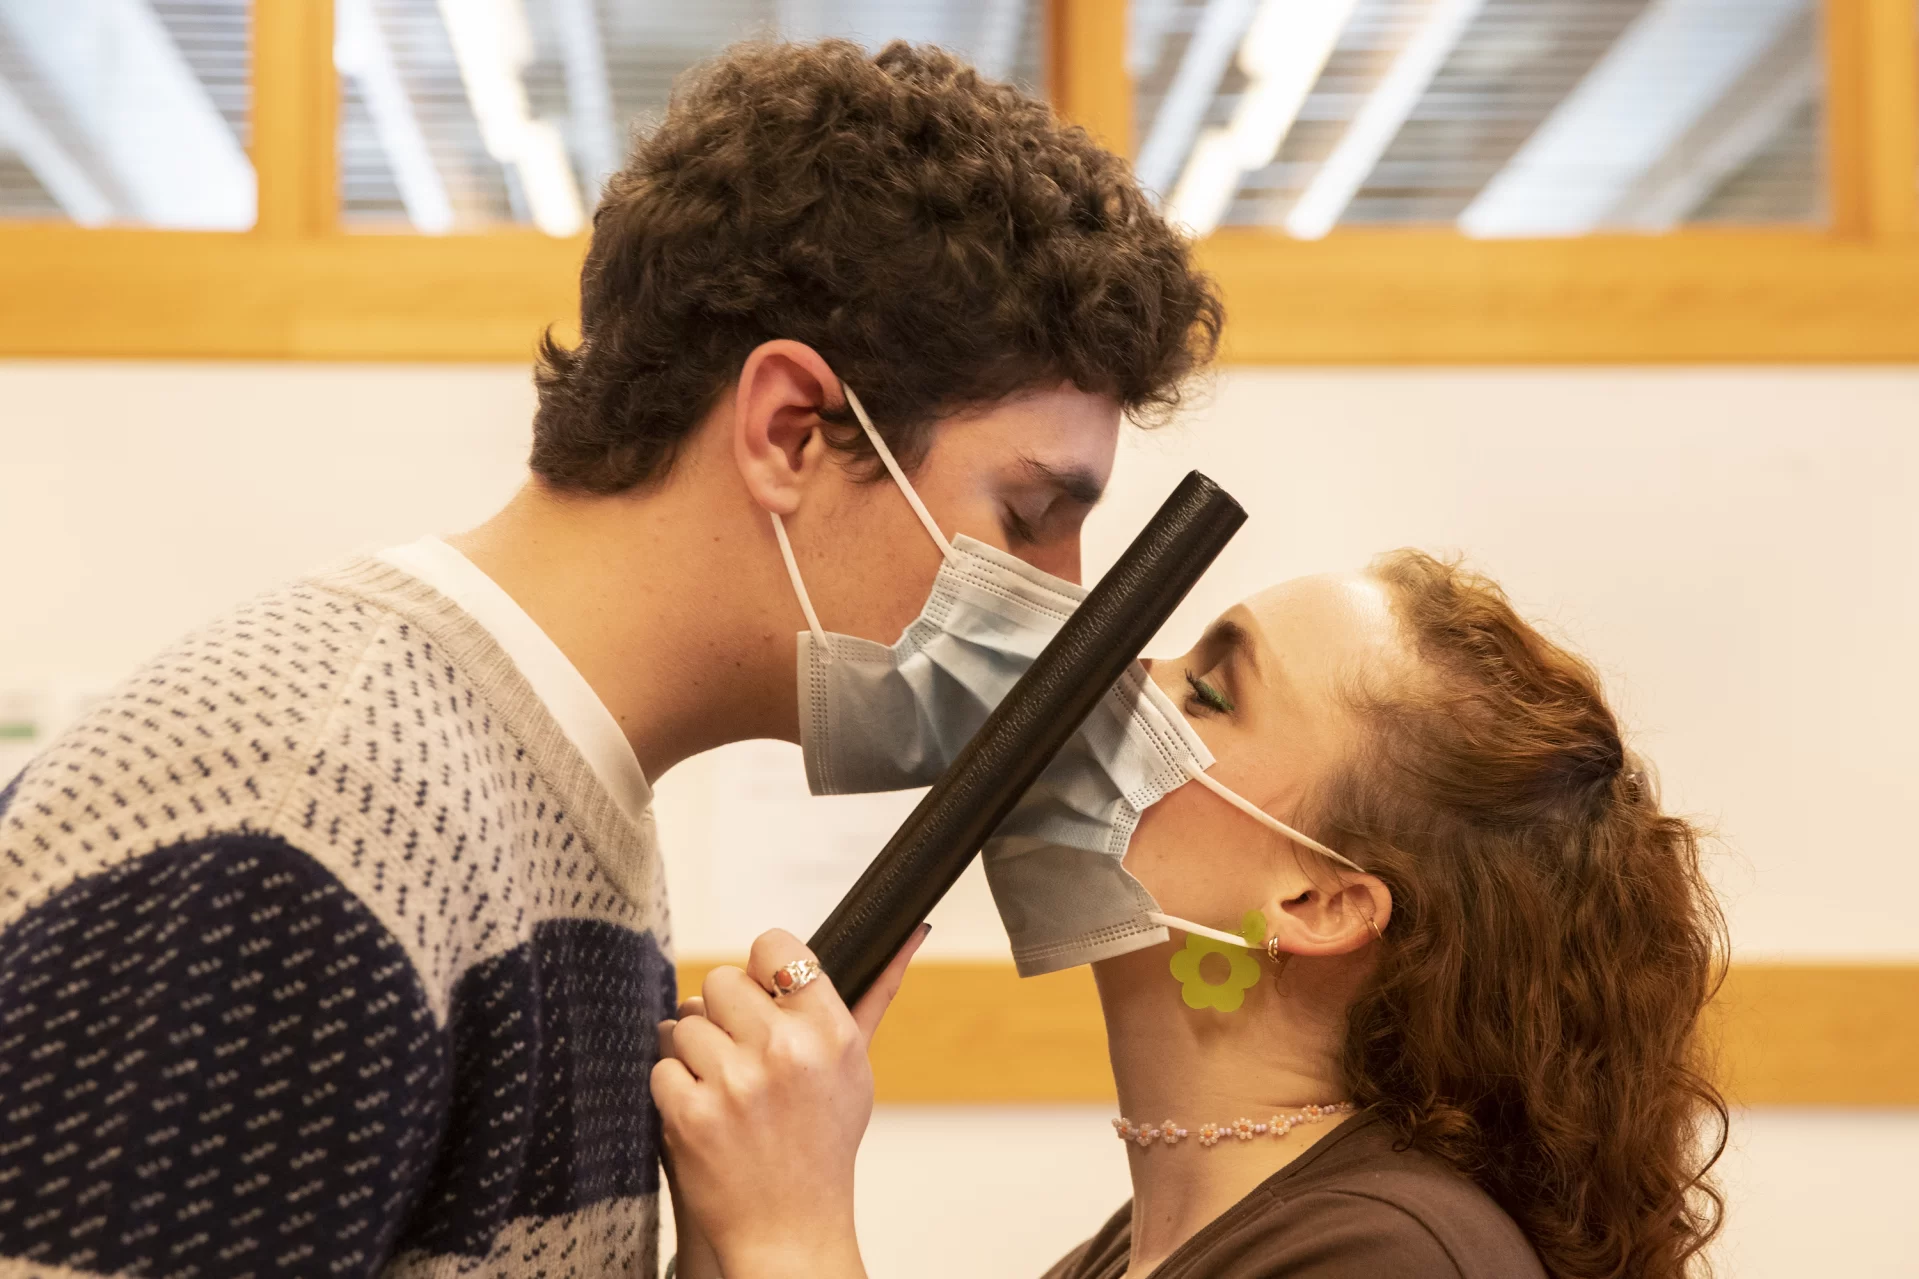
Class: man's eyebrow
1018,455,1105,507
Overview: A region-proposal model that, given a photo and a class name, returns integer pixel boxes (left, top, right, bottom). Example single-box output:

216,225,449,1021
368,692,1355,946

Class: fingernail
918,922,933,939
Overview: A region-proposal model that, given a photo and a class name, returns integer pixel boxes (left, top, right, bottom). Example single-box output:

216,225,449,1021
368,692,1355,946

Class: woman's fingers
678,926,933,1062
659,996,706,1060
850,922,931,1044
667,1011,737,1083
651,1053,698,1111
745,928,835,1005
700,964,776,1046
737,923,932,1044
744,930,864,1069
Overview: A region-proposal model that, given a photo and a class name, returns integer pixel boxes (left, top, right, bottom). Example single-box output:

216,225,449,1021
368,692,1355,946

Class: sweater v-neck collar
319,546,660,912
374,535,653,832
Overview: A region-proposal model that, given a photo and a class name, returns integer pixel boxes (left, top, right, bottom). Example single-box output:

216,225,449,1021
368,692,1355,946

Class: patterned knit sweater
0,557,677,1278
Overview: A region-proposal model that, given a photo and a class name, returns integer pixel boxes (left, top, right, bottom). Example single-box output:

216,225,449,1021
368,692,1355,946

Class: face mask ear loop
1177,758,1368,875
841,383,952,559
1146,912,1257,948
770,512,830,658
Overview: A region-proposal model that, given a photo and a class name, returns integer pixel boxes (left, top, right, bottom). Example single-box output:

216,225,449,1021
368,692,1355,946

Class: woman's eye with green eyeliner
1184,669,1235,714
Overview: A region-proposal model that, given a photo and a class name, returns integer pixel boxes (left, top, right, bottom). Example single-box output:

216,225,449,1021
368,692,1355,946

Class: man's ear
732,340,842,517
1266,873,1392,959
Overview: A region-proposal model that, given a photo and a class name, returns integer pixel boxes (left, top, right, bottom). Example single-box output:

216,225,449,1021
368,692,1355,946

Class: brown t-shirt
1041,1114,1545,1279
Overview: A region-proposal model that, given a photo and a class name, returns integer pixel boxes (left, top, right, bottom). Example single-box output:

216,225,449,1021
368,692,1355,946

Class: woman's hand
652,925,929,1279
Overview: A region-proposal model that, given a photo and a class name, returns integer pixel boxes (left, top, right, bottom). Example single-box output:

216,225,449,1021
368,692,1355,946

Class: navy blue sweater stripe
0,828,677,1275
396,921,675,1257
0,833,448,1277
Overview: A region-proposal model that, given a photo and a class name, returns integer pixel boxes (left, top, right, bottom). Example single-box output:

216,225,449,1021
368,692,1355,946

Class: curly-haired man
0,40,1218,1279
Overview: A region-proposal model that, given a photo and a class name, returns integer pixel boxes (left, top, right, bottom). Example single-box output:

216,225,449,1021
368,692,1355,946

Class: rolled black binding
807,471,1247,1005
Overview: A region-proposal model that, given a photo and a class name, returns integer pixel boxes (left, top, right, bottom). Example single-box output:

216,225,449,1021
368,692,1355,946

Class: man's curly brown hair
531,39,1222,494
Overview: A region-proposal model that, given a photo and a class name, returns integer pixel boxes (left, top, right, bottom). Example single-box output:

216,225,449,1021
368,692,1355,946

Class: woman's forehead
1236,573,1400,676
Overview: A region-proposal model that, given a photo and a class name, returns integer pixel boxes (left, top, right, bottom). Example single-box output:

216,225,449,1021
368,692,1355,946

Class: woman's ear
732,340,842,517
1266,872,1392,959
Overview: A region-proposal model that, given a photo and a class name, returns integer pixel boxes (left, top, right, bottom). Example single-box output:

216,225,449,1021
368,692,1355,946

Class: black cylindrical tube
808,471,1246,1004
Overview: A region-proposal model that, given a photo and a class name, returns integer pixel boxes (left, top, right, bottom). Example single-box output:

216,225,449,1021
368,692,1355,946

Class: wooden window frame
0,0,1913,361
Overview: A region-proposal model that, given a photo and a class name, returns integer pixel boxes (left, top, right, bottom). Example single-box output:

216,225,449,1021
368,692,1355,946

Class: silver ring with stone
769,958,823,997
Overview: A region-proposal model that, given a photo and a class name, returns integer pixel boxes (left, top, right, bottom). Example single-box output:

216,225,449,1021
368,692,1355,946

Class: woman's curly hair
1325,551,1729,1279
532,39,1221,493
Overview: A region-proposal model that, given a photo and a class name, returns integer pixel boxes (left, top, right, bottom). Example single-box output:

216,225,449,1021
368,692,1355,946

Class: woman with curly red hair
657,551,1728,1279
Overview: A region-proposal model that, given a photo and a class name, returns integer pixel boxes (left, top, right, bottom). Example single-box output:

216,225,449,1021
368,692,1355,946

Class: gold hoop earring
1264,935,1292,989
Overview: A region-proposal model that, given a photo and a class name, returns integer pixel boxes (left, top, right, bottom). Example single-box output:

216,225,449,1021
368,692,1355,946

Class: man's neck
447,453,803,782
1092,948,1356,1278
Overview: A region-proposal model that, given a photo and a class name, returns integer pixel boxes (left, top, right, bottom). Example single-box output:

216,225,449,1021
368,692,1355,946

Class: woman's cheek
1123,812,1183,917
1126,786,1244,922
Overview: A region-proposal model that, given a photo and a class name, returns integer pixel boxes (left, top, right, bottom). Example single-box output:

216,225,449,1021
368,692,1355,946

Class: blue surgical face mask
780,385,1086,796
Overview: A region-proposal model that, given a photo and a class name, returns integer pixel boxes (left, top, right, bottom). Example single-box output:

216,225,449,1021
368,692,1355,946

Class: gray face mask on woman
983,705,1365,976
779,386,1361,974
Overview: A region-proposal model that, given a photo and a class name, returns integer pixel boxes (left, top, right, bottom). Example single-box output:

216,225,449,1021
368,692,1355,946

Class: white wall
2,362,1916,1276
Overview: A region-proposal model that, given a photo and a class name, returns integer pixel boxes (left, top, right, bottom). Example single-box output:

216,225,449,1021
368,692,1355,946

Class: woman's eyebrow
1204,618,1262,680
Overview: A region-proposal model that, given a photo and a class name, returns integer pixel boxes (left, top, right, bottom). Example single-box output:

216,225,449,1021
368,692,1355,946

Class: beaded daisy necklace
1113,1101,1356,1150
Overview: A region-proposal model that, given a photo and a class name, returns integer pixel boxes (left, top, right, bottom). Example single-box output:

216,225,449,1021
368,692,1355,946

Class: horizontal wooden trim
1197,228,1919,363
676,961,1919,1106
7,225,1919,362
678,961,1113,1104
0,227,588,361
1706,964,1919,1106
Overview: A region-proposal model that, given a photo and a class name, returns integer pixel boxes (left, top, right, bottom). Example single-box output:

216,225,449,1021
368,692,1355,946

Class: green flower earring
1169,910,1268,1012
